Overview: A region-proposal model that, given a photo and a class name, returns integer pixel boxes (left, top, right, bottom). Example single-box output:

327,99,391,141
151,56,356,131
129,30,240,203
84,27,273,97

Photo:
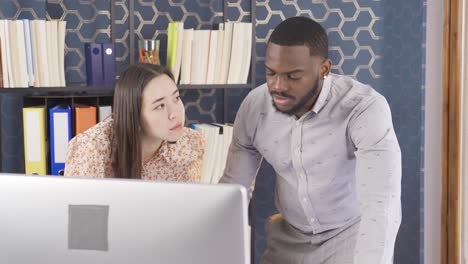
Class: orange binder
73,104,96,135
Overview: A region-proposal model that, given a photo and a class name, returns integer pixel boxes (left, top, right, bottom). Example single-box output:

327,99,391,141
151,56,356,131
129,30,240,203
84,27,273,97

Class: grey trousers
260,214,360,264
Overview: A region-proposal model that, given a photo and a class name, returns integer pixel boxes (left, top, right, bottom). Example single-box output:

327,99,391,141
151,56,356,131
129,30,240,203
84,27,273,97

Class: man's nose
271,75,287,92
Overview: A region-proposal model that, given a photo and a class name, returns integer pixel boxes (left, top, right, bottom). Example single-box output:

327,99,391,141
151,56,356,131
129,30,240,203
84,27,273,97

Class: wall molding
442,0,462,263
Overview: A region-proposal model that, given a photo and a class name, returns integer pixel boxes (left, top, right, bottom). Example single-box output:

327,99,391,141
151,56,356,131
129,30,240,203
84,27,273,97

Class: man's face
265,43,325,117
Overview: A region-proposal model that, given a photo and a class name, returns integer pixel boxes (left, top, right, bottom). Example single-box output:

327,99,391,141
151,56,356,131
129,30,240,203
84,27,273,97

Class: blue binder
102,43,116,86
49,104,72,175
85,43,104,86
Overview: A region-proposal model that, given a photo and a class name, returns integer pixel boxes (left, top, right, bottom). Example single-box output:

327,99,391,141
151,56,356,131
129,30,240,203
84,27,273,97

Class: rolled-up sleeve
349,96,402,263
219,93,263,195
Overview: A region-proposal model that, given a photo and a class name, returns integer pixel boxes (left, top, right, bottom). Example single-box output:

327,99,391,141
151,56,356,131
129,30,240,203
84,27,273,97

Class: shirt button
300,173,305,178
310,218,315,223
295,148,301,155
302,197,308,202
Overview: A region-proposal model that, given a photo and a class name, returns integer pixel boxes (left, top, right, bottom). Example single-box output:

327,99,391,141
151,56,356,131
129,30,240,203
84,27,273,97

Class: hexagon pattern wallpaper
0,1,425,263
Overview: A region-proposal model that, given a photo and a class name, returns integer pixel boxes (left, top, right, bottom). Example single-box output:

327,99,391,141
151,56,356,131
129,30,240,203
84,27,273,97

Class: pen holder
138,39,160,65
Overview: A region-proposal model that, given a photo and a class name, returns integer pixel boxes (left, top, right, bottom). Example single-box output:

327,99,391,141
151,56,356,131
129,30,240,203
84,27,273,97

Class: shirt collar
311,74,332,114
143,141,171,164
157,141,171,162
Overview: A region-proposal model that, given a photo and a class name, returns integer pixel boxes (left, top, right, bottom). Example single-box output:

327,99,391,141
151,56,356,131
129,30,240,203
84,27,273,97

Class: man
220,16,401,264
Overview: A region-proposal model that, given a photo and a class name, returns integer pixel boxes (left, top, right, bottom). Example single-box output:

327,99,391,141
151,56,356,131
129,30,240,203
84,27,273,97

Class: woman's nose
168,105,178,120
168,112,177,120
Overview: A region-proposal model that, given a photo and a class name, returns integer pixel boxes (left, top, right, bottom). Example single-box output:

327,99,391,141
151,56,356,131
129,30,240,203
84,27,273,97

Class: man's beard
270,78,321,116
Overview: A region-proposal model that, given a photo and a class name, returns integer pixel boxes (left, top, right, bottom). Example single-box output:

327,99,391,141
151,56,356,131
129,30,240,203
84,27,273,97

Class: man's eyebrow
285,69,304,74
265,65,304,75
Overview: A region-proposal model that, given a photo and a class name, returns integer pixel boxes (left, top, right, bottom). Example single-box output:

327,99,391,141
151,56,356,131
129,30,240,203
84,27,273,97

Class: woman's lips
170,123,183,131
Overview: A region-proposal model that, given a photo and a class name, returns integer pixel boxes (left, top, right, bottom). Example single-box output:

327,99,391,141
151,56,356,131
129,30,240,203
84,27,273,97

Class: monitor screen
0,174,250,264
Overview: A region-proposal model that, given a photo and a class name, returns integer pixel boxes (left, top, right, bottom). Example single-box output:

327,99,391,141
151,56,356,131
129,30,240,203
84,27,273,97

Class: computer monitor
0,173,250,264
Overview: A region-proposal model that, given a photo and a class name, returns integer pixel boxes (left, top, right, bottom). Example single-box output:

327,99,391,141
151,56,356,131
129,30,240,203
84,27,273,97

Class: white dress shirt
220,73,402,263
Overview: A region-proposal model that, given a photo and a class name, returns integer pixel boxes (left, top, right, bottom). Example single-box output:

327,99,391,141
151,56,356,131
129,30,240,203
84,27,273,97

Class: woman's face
140,74,185,143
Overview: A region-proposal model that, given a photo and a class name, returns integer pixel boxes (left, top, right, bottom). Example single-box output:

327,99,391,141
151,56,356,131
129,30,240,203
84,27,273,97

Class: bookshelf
0,1,257,262
0,0,257,167
0,86,114,95
0,84,252,94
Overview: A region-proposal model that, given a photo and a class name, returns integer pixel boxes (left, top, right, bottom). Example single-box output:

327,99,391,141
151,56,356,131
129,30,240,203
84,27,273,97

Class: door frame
442,0,462,263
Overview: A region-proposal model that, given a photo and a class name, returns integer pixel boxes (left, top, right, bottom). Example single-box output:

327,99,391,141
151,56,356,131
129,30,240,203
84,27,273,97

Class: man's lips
273,95,292,105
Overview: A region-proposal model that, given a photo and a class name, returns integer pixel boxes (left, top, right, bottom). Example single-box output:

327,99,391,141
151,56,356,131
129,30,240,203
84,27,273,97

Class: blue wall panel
0,1,425,263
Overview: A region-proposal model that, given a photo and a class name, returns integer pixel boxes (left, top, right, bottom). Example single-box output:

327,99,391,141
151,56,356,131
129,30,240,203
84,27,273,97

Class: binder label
53,112,69,163
25,111,41,162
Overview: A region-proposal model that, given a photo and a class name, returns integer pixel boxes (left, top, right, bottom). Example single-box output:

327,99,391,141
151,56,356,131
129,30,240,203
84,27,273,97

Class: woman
64,63,205,182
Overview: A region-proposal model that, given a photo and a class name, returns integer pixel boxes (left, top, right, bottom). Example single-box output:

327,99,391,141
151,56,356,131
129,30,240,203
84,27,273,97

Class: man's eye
175,96,181,101
266,72,275,76
288,74,301,80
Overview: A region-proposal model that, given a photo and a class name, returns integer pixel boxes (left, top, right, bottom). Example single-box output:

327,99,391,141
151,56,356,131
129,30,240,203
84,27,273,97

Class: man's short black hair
268,16,328,58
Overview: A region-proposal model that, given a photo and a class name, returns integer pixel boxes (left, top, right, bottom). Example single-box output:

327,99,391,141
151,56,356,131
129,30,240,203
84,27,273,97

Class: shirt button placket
293,120,315,230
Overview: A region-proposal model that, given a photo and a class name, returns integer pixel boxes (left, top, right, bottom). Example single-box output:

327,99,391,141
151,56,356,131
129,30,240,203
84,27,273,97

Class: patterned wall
382,0,426,263
47,0,112,85
0,1,425,263
420,1,427,261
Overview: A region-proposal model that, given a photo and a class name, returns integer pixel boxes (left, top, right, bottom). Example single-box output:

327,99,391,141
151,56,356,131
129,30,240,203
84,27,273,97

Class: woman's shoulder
181,127,205,150
65,118,114,177
69,117,113,150
161,127,205,163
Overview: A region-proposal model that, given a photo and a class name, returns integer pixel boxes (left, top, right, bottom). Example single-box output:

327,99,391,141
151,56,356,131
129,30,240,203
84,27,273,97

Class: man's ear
320,59,332,79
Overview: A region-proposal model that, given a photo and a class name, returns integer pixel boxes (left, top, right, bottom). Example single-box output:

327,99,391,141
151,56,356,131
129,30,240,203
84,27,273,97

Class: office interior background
0,0,446,264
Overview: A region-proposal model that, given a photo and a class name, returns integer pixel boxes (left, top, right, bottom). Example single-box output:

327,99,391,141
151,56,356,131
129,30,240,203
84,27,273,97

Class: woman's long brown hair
111,63,174,179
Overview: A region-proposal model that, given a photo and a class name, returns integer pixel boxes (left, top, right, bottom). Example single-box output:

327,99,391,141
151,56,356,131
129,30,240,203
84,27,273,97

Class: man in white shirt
220,16,401,264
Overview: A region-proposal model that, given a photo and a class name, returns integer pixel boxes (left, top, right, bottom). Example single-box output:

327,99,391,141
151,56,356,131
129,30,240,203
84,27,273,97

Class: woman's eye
175,96,181,102
155,104,164,110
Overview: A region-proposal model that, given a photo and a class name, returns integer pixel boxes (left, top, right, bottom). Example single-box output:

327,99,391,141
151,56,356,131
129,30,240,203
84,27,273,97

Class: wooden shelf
0,83,253,95
0,86,114,96
179,84,253,89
